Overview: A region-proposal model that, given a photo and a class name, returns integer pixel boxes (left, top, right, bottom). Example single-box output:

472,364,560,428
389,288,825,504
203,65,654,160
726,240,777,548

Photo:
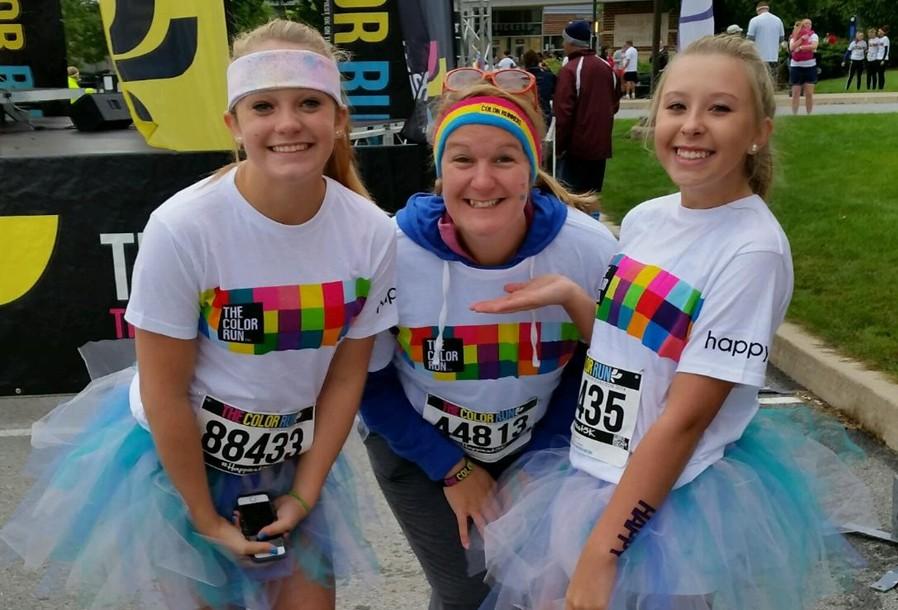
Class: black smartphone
236,493,287,562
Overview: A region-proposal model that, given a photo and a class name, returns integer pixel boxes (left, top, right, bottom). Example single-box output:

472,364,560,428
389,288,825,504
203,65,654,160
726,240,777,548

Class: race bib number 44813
423,394,538,463
571,354,642,468
199,396,314,475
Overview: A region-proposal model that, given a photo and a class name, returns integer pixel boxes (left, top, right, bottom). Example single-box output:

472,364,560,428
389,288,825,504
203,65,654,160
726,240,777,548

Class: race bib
422,394,539,463
198,396,314,475
571,354,642,468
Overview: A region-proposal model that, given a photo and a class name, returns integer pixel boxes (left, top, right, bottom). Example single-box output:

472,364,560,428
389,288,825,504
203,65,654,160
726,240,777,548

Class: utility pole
650,0,662,92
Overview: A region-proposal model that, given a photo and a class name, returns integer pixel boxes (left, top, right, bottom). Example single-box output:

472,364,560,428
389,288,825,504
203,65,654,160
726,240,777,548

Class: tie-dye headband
433,96,541,182
227,49,345,110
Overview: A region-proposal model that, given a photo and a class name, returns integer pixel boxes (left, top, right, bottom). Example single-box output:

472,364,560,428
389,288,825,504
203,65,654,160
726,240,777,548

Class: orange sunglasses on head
442,67,537,100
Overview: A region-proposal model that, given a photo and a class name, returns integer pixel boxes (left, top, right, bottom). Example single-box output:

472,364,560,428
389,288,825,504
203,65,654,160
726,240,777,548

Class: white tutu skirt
478,408,875,610
1,369,378,609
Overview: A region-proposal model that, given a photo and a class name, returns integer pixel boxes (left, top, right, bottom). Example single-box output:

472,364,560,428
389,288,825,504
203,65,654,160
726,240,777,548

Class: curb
771,322,898,451
598,219,898,453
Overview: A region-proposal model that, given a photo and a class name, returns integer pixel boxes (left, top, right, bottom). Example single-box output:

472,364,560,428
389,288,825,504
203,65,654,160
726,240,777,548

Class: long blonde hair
220,19,370,199
431,83,598,211
645,34,776,199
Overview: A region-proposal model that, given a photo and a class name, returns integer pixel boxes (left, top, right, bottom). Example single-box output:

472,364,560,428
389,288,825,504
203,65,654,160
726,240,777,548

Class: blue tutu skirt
1,368,378,609
478,408,875,610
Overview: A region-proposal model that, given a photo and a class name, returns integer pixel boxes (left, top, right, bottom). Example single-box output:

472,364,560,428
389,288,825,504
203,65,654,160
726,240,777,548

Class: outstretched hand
470,275,577,315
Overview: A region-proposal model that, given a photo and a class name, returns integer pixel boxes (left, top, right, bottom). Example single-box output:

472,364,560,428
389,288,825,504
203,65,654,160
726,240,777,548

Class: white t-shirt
622,47,639,73
374,208,617,463
569,193,793,488
747,11,785,63
848,40,868,61
125,169,397,447
497,56,517,69
790,33,819,67
867,37,882,61
881,36,891,61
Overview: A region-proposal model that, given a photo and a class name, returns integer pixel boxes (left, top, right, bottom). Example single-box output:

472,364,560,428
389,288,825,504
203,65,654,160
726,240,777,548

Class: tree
713,0,898,38
61,0,108,67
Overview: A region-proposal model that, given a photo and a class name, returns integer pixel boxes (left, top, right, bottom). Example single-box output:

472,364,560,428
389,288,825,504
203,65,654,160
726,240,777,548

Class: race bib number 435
423,394,538,463
199,396,314,475
571,354,642,468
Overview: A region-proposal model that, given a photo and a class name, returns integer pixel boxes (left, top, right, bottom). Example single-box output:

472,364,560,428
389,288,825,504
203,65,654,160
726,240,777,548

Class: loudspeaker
70,93,133,131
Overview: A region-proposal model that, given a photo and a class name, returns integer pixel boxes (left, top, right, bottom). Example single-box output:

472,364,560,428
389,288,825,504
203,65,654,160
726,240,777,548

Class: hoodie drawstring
430,260,451,369
529,256,541,369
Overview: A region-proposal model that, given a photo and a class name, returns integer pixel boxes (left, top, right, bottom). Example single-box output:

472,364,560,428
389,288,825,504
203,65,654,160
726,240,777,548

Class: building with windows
457,1,678,64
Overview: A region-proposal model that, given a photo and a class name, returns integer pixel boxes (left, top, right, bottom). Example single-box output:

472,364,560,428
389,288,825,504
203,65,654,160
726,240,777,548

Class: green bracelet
287,490,311,513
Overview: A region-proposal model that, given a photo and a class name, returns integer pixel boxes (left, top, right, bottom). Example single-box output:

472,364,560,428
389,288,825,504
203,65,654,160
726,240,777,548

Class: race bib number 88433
199,396,314,475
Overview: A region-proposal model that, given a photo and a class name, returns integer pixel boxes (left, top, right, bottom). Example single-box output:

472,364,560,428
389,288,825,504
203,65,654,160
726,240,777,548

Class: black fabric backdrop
0,144,432,395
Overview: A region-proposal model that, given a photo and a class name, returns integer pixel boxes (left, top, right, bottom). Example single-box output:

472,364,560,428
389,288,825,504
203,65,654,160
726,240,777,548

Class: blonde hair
645,34,776,200
220,19,370,199
431,83,598,211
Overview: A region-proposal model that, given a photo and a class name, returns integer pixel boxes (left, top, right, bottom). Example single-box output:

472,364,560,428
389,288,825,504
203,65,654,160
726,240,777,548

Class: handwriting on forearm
609,500,657,557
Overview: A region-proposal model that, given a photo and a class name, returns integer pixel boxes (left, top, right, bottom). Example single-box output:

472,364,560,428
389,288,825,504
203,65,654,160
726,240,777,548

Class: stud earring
750,143,759,154
335,129,344,137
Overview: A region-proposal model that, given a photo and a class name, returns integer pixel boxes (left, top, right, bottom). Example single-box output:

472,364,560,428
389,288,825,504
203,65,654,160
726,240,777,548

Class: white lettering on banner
99,232,142,300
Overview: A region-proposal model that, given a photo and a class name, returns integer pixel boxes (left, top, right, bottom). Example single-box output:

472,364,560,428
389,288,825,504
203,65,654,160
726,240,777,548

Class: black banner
397,0,455,143
326,0,413,122
0,0,66,89
0,144,432,395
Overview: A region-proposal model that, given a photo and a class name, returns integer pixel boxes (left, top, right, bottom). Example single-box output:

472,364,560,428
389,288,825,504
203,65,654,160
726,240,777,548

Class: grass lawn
814,68,898,93
600,114,898,381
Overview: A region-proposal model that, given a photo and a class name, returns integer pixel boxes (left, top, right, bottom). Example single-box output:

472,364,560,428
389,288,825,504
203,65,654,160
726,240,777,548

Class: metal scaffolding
457,0,493,69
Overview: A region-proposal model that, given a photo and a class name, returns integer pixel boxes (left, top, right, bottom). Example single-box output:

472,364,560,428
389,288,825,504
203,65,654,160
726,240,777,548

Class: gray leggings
364,433,490,610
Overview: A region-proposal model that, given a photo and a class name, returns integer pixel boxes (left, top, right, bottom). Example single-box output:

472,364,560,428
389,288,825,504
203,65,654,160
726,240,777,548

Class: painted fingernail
269,546,279,555
257,532,267,541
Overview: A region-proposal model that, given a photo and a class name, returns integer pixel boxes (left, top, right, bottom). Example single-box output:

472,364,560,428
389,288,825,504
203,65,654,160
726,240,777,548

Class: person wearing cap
747,1,786,76
726,24,744,36
553,19,622,195
1,19,395,610
358,69,618,610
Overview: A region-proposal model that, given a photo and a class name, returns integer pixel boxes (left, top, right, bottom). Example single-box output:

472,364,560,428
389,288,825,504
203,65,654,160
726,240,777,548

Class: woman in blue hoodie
359,74,618,610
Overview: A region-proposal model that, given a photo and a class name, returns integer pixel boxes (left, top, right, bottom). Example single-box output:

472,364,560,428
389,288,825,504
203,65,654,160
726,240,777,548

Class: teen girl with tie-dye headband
358,68,617,609
1,20,395,610
470,35,873,610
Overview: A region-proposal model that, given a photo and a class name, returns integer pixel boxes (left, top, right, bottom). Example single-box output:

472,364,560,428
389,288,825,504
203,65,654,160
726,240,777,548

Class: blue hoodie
359,189,586,480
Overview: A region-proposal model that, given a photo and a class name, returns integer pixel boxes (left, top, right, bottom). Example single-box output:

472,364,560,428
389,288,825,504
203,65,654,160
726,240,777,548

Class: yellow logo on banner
0,216,59,306
98,0,232,151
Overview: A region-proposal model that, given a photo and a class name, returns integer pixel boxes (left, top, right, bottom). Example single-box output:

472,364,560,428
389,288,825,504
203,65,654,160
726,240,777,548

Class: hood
396,188,569,268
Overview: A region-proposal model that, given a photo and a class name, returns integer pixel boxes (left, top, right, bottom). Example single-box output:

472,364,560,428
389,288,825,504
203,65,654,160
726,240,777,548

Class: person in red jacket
554,20,622,194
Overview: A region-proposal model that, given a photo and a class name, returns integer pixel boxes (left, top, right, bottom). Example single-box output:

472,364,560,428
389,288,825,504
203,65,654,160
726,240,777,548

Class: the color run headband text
433,96,541,182
227,49,345,111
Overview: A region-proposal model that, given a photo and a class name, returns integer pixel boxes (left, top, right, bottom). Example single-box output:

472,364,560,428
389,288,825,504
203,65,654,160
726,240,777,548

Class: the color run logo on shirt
199,278,370,354
396,321,579,380
596,254,704,362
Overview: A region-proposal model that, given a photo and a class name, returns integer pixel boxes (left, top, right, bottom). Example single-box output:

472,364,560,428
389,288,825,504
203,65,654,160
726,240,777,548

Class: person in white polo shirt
747,1,785,77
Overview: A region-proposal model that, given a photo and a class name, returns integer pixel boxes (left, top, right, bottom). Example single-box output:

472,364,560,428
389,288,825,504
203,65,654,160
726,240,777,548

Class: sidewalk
619,91,898,110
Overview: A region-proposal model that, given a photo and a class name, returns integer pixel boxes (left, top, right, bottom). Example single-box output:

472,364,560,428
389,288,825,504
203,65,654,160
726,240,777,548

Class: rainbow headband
433,96,541,182
227,49,345,110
